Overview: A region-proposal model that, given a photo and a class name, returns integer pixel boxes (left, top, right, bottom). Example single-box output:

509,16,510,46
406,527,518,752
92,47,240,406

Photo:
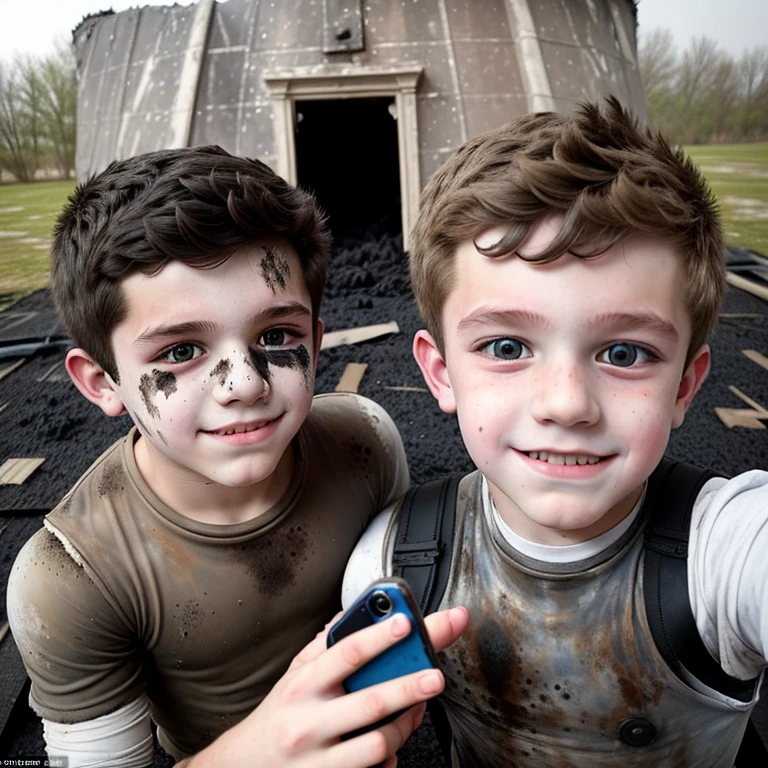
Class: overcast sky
0,0,766,63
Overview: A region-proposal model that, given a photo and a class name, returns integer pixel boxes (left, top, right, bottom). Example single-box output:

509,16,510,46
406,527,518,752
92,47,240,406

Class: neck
133,435,294,525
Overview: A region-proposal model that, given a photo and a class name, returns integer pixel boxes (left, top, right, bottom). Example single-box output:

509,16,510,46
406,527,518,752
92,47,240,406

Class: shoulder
306,392,406,459
309,392,399,434
693,469,768,525
688,470,768,677
47,430,135,524
690,469,768,564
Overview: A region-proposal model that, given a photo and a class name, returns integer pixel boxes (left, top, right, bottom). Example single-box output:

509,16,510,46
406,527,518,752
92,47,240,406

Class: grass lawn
1,144,767,310
684,142,768,255
0,179,75,310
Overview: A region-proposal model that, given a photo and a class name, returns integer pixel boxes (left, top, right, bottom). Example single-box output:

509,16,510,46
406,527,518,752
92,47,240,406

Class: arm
689,470,768,680
342,506,395,609
7,528,150,766
179,605,469,768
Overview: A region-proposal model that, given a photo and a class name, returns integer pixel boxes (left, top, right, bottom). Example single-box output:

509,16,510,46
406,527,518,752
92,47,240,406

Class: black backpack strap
392,475,461,615
643,458,760,704
392,475,461,767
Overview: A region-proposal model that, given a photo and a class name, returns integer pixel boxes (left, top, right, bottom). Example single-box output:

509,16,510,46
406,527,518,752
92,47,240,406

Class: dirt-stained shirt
344,468,768,767
430,472,758,767
8,392,409,758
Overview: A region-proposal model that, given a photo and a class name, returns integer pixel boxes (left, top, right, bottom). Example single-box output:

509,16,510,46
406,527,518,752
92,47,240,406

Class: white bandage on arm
43,695,154,768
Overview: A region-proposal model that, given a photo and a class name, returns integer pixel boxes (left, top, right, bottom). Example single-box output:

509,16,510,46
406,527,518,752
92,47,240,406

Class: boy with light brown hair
7,144,468,768
344,97,768,766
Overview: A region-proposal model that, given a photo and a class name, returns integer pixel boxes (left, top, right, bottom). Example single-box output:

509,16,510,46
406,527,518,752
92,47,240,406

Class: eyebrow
456,308,550,334
586,312,680,341
133,301,312,348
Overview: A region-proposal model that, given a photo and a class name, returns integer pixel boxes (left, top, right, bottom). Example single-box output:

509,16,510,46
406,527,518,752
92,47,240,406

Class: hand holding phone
327,577,439,738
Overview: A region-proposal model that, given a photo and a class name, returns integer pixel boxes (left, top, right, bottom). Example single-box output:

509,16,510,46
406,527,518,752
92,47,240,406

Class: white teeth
528,450,600,465
215,423,264,436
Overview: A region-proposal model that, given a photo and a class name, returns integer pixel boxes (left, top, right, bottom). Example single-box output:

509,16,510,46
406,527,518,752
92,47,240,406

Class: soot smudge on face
248,347,272,384
266,345,312,387
139,369,177,418
210,358,232,385
260,244,291,293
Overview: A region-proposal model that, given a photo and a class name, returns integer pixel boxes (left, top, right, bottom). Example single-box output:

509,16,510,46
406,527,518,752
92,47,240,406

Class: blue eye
599,343,653,367
481,338,530,360
163,343,202,363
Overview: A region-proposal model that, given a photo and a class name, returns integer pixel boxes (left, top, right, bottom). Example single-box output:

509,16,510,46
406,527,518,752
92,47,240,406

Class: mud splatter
260,244,291,292
97,456,126,498
175,599,203,639
266,345,312,387
232,525,309,598
210,358,232,385
139,369,177,418
347,438,374,474
475,618,516,698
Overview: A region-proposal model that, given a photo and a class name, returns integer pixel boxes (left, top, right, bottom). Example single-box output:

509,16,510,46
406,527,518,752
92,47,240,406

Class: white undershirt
486,475,643,563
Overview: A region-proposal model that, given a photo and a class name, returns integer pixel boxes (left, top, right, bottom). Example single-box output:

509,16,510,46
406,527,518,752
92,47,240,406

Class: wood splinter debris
335,363,368,393
0,457,45,485
321,321,399,350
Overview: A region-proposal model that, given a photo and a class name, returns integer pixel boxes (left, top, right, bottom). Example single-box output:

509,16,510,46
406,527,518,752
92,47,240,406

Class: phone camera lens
369,591,393,618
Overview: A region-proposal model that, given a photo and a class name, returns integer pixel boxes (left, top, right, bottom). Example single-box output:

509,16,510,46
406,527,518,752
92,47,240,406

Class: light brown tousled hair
51,145,329,382
410,96,725,364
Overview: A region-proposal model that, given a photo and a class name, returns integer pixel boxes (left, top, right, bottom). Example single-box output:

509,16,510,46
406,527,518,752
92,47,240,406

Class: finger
288,611,345,670
423,605,470,653
313,667,443,744
313,612,414,688
320,702,425,768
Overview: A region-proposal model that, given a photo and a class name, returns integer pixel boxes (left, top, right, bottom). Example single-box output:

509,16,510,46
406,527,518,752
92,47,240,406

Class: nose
530,358,600,428
211,351,270,406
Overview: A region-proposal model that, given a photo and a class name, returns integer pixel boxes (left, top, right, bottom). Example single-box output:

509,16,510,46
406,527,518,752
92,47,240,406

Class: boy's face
104,241,319,497
414,217,710,545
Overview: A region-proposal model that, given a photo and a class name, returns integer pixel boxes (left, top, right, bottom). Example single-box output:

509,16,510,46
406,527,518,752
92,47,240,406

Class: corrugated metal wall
73,0,646,209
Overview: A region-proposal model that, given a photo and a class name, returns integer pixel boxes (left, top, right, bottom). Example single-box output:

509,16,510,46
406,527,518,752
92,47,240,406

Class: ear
312,317,324,374
671,344,710,428
412,330,457,414
65,348,127,418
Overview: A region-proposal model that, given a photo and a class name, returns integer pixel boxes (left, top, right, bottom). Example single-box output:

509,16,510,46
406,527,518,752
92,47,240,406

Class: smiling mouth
526,450,602,466
209,418,277,436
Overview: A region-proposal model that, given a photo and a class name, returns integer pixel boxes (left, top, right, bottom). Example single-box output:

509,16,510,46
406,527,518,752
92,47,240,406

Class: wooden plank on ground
714,385,768,429
0,458,45,485
743,349,768,373
335,363,368,393
0,359,23,382
726,271,768,303
321,321,399,349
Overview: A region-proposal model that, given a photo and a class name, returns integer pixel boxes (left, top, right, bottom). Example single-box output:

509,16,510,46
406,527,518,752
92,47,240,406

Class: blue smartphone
327,577,439,735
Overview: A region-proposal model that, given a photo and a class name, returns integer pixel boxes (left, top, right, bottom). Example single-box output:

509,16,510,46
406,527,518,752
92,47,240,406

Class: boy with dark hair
7,145,468,767
344,98,768,766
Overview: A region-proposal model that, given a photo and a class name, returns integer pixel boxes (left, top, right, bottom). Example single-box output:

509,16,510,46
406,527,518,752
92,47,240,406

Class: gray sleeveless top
425,471,754,768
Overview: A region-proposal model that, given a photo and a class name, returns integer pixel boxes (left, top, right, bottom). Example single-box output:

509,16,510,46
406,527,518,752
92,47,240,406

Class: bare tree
639,28,678,137
37,44,77,178
0,46,77,182
737,46,768,140
0,58,40,182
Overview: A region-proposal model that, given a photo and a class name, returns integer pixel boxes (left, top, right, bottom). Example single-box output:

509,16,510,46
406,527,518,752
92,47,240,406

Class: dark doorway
295,97,401,239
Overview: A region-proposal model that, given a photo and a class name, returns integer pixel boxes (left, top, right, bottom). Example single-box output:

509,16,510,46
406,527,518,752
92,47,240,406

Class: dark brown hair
410,97,725,363
51,145,329,379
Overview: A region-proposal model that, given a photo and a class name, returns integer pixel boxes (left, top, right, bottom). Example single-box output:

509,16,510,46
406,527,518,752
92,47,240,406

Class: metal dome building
73,0,646,244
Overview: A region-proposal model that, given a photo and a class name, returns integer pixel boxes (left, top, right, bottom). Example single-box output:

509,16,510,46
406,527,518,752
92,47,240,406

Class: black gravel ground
0,223,766,763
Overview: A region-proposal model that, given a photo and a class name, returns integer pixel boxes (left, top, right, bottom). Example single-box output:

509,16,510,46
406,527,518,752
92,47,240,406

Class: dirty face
417,218,707,544
107,241,319,500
